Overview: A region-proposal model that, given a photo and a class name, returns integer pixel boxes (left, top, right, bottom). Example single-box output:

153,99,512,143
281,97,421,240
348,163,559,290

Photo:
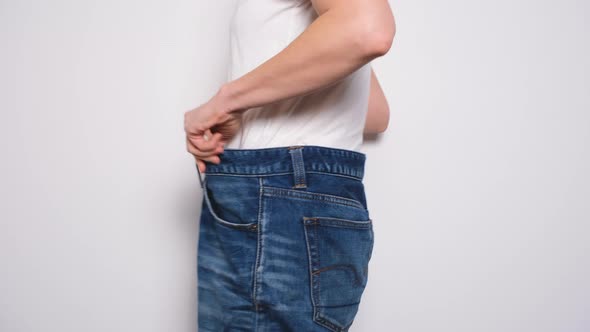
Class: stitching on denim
202,177,258,232
204,171,362,181
220,144,365,160
204,173,292,178
310,217,373,229
262,185,366,210
312,264,365,287
305,171,363,182
302,217,318,329
253,177,263,317
303,216,369,332
289,146,307,189
303,217,344,332
314,314,343,331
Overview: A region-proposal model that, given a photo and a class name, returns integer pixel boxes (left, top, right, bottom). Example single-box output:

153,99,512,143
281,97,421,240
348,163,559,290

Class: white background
1,1,588,331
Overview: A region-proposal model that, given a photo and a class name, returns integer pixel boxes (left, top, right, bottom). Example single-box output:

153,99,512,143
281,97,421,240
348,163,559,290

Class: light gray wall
1,1,588,332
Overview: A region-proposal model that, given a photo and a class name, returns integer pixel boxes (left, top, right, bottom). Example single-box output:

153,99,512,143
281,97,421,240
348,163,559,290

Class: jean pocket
302,216,375,331
202,176,259,232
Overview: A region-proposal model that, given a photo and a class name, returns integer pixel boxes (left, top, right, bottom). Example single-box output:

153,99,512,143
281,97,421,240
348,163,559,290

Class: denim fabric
196,145,374,332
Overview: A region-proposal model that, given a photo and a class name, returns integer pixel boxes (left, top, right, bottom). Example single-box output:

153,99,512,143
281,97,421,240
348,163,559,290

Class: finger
205,130,225,149
187,134,218,153
204,128,213,141
187,136,224,157
188,130,224,152
188,145,223,159
201,154,221,164
187,136,223,163
211,131,224,146
194,153,221,167
204,129,224,142
196,158,206,173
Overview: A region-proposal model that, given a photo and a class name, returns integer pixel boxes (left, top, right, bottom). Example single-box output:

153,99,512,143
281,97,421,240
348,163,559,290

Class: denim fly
196,145,374,332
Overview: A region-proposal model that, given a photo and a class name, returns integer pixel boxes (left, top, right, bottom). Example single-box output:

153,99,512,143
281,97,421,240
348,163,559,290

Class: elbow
377,104,391,133
375,112,390,133
369,29,395,58
356,11,396,58
365,121,389,135
366,107,391,134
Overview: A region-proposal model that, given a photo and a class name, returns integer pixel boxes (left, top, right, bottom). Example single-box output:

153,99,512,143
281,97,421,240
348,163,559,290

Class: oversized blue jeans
196,145,374,331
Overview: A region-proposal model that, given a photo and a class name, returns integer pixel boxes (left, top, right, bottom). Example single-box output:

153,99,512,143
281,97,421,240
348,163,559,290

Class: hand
184,90,244,173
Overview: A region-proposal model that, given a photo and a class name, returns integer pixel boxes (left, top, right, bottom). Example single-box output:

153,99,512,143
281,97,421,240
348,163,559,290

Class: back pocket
302,216,375,331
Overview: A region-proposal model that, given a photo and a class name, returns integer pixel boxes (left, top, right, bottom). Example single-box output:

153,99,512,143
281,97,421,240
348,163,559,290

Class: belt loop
288,145,307,189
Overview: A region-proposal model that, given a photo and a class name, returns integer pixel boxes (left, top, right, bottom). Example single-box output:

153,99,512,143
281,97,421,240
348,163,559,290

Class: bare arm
215,0,396,115
364,67,390,134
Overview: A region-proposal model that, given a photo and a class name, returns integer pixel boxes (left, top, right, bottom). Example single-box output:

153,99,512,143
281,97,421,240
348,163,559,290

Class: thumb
203,128,213,141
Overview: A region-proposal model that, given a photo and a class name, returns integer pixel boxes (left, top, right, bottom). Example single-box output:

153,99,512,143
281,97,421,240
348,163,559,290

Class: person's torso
226,0,371,152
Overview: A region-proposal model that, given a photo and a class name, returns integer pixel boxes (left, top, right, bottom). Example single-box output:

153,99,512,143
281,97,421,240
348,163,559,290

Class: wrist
213,81,245,116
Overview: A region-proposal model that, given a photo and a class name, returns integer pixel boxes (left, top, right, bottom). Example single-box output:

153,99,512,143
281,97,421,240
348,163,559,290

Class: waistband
195,145,366,187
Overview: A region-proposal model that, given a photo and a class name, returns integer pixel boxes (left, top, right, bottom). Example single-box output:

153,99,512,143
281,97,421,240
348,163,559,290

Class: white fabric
225,0,371,152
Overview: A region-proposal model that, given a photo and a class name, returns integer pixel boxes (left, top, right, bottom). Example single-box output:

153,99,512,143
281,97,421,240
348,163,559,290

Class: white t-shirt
225,0,371,152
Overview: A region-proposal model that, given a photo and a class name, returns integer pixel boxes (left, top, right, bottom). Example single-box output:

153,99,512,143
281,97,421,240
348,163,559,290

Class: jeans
196,145,374,331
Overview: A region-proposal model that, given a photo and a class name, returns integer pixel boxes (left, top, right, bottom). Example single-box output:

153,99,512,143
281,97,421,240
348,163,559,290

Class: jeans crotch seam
289,146,307,189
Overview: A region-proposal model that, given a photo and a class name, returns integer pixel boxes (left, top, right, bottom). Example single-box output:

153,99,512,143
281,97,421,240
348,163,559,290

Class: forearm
216,1,395,115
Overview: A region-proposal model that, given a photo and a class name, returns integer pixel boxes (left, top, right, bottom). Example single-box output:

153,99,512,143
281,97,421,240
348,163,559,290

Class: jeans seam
202,177,258,231
252,176,264,320
262,185,366,210
303,216,348,332
201,171,362,182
